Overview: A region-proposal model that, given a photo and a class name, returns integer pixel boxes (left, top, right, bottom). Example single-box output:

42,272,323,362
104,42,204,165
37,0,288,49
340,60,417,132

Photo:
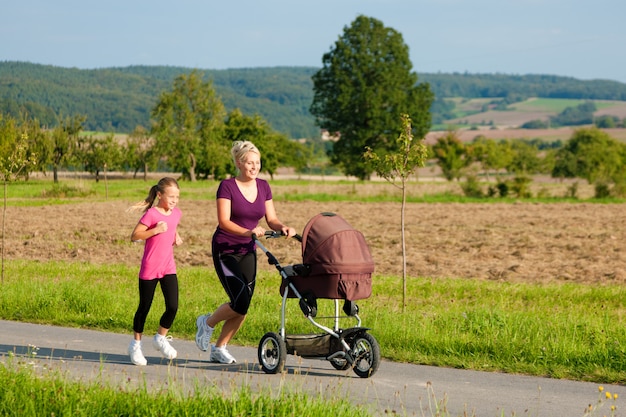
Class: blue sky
2,0,625,83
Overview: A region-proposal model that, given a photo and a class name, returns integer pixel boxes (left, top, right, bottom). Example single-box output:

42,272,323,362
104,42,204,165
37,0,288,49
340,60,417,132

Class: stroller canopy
280,212,374,300
301,212,375,276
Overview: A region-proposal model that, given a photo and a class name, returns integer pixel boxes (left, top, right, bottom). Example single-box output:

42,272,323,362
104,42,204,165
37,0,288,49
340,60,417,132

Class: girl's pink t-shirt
138,207,182,279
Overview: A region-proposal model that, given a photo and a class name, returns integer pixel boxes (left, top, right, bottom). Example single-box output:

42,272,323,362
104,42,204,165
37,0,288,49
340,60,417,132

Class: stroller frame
254,220,380,378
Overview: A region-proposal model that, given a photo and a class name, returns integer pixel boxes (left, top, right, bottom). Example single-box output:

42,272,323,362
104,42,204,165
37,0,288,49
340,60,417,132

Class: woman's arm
265,199,296,237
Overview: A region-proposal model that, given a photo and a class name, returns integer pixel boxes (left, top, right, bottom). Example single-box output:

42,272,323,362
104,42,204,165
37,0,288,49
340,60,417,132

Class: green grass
2,260,626,384
0,357,370,417
3,177,624,206
510,98,587,112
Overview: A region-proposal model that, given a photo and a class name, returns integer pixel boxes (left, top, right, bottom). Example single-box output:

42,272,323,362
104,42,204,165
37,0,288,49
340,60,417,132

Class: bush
460,175,484,198
594,181,611,199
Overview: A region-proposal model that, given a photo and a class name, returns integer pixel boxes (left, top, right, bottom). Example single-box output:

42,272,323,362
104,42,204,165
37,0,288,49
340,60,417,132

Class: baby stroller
254,212,380,378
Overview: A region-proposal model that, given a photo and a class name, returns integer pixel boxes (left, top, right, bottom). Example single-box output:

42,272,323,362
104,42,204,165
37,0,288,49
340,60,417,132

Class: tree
431,130,468,181
552,127,626,197
364,114,428,310
49,115,85,182
151,71,226,181
0,115,38,283
466,136,512,180
310,15,433,180
125,125,158,181
77,134,123,199
224,109,308,180
507,140,543,175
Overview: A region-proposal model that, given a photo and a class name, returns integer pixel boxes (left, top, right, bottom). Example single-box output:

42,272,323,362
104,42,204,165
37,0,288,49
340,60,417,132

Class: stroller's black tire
329,357,351,371
258,332,287,374
350,332,381,378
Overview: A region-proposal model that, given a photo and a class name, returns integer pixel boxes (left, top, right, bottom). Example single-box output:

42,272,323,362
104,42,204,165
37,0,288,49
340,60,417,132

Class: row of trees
0,71,311,183
431,127,626,198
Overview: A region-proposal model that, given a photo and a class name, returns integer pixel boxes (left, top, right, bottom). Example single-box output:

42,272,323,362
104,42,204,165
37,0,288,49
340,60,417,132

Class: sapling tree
364,114,428,309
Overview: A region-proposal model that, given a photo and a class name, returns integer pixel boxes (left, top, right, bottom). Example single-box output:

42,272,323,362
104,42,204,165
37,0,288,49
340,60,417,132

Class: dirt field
3,199,625,285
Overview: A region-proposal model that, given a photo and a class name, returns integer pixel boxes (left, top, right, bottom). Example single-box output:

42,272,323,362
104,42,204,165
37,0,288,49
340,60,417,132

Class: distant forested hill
1,61,625,138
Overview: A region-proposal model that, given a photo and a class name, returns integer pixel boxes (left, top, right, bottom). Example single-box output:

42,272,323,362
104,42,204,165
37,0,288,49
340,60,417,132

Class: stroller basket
280,212,374,301
285,333,342,357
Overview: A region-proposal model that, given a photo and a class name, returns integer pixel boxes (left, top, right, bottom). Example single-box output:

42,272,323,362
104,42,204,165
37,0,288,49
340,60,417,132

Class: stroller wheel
258,332,287,374
329,357,351,371
349,332,381,378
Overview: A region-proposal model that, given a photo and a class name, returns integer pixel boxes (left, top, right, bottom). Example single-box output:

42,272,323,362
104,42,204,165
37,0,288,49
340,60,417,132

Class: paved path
1,320,622,416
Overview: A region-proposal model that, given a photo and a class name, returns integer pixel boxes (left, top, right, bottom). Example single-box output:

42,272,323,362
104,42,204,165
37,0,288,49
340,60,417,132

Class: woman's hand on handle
281,226,297,238
250,226,266,239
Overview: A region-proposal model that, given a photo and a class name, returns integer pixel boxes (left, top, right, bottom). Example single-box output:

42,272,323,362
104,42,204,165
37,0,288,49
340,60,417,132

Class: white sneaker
195,313,214,351
152,334,177,360
128,340,147,366
210,345,236,364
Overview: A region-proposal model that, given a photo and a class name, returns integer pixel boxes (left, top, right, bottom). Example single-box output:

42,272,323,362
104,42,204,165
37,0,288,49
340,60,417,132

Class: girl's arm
174,231,183,246
130,221,167,241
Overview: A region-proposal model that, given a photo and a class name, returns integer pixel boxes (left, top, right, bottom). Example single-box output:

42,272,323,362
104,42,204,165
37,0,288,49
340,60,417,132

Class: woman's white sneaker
195,313,213,351
210,345,236,364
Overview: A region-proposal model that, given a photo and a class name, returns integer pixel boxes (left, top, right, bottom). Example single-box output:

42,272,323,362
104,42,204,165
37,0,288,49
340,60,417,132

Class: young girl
127,177,183,366
195,141,295,364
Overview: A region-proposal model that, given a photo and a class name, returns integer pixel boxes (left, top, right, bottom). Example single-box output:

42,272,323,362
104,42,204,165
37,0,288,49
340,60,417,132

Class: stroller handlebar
253,230,302,242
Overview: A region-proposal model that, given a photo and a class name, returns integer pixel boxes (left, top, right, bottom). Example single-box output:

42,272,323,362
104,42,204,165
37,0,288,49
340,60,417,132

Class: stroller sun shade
282,212,375,300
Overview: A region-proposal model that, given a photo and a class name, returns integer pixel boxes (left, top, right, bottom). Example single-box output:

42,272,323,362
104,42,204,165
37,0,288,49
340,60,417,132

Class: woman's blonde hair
231,140,260,167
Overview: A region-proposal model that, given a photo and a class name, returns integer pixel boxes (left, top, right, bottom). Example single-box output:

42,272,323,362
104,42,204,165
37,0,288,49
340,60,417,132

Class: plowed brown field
4,198,625,285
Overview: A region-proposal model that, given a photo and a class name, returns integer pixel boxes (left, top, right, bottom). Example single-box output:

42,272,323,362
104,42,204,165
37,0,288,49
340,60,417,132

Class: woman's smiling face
237,151,261,179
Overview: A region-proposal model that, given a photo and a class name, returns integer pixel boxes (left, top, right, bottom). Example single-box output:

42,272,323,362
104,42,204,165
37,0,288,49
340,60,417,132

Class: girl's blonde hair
126,177,179,213
231,140,260,167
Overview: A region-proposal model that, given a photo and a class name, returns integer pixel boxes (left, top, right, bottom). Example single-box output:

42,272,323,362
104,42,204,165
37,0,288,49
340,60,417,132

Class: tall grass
0,357,370,417
2,260,625,384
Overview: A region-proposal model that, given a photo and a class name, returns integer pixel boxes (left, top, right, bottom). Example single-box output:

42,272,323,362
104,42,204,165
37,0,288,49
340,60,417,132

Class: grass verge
0,355,370,417
1,260,625,384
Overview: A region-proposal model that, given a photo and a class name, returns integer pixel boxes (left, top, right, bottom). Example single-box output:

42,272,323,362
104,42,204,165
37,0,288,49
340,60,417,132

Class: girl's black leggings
132,274,178,334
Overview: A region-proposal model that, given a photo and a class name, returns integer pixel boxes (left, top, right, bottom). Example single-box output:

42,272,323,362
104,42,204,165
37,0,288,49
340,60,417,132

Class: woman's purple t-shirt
212,178,272,254
138,206,181,279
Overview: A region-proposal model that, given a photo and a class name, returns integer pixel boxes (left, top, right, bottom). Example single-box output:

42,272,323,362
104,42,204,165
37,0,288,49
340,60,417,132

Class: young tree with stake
365,114,428,310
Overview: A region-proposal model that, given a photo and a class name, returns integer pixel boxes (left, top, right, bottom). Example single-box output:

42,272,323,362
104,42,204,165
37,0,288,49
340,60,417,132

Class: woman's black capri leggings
213,250,257,315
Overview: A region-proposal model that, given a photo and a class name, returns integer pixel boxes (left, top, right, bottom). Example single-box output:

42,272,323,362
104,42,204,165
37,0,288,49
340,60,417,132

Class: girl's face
157,186,180,211
237,151,261,180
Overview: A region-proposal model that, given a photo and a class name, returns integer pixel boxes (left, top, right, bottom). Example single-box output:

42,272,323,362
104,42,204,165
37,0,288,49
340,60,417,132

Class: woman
195,141,295,364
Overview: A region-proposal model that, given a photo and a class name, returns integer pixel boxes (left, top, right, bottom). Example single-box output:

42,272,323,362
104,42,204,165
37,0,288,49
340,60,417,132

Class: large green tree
151,71,226,181
310,15,433,180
